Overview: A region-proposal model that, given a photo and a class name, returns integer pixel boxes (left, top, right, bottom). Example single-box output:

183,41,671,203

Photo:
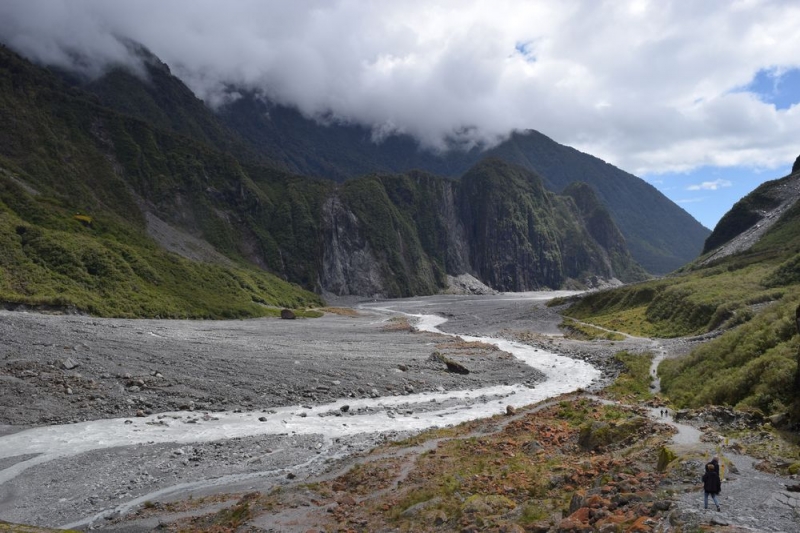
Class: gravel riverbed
0,293,652,529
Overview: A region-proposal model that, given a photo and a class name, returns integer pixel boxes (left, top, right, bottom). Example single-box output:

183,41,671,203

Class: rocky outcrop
444,274,498,295
316,160,647,296
458,159,566,291
700,171,800,262
434,181,471,276
320,194,386,297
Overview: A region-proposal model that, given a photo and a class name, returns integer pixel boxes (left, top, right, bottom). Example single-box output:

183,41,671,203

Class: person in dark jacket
702,460,722,511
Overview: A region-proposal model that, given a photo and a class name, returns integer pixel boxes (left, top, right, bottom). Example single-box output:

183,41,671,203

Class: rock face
320,194,386,297
458,159,565,290
317,159,647,297
793,153,800,174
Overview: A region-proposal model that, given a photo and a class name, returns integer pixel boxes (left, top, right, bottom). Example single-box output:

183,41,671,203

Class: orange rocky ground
133,396,678,532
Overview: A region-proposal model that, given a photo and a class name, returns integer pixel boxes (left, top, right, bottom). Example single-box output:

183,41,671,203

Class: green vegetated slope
0,43,647,311
217,101,710,275
0,44,322,317
458,159,648,290
69,45,707,276
564,169,800,417
483,131,710,274
75,43,271,169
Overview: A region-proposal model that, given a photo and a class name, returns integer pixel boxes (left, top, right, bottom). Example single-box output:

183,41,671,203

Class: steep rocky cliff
320,194,386,297
313,160,647,296
65,43,708,276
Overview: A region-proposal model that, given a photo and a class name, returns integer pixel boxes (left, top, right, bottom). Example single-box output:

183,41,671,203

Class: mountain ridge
0,43,647,313
64,44,709,275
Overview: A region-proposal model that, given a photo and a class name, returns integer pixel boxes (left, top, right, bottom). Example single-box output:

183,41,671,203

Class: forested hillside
0,44,648,316
69,44,709,276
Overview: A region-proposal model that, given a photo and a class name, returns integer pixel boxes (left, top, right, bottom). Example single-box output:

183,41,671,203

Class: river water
0,292,601,528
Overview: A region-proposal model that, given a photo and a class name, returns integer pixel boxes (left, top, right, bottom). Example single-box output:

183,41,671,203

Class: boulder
429,351,470,374
60,357,79,370
280,308,296,319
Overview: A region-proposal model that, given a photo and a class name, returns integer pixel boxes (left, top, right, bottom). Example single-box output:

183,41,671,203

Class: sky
1,0,799,230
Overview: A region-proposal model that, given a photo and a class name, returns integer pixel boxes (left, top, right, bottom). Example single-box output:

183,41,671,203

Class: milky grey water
0,292,600,528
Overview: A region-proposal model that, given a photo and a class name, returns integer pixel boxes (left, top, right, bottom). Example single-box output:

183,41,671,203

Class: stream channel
0,292,601,528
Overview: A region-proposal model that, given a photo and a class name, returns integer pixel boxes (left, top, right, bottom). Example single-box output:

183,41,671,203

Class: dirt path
649,409,800,531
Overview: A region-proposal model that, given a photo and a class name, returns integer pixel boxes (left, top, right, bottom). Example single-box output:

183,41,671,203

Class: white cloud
0,0,799,172
687,179,733,191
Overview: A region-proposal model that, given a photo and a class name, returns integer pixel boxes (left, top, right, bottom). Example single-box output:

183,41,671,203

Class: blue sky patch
643,163,791,230
739,67,800,110
514,41,536,62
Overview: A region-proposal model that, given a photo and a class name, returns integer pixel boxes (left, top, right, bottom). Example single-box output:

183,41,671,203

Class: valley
1,294,797,532
0,13,799,531
0,293,634,529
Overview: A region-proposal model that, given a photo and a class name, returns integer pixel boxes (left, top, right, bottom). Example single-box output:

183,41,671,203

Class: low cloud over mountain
1,0,799,176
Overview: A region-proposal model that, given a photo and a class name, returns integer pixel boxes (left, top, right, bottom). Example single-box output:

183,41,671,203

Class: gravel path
649,404,800,532
669,449,800,532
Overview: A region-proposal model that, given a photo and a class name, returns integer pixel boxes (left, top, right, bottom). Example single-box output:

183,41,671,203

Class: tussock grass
604,351,654,402
560,317,625,341
319,306,361,317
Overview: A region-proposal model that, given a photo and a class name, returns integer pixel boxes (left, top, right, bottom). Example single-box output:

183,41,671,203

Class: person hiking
702,459,722,511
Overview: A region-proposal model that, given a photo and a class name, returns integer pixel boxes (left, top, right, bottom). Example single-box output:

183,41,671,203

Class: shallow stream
0,293,601,528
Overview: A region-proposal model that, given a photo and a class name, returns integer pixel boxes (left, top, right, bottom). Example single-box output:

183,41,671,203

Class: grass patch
173,493,260,532
0,214,323,318
660,289,799,416
604,351,654,402
319,307,361,317
564,262,784,338
560,317,625,341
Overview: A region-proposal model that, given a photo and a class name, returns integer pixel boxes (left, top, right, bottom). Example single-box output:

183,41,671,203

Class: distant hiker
702,458,722,511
